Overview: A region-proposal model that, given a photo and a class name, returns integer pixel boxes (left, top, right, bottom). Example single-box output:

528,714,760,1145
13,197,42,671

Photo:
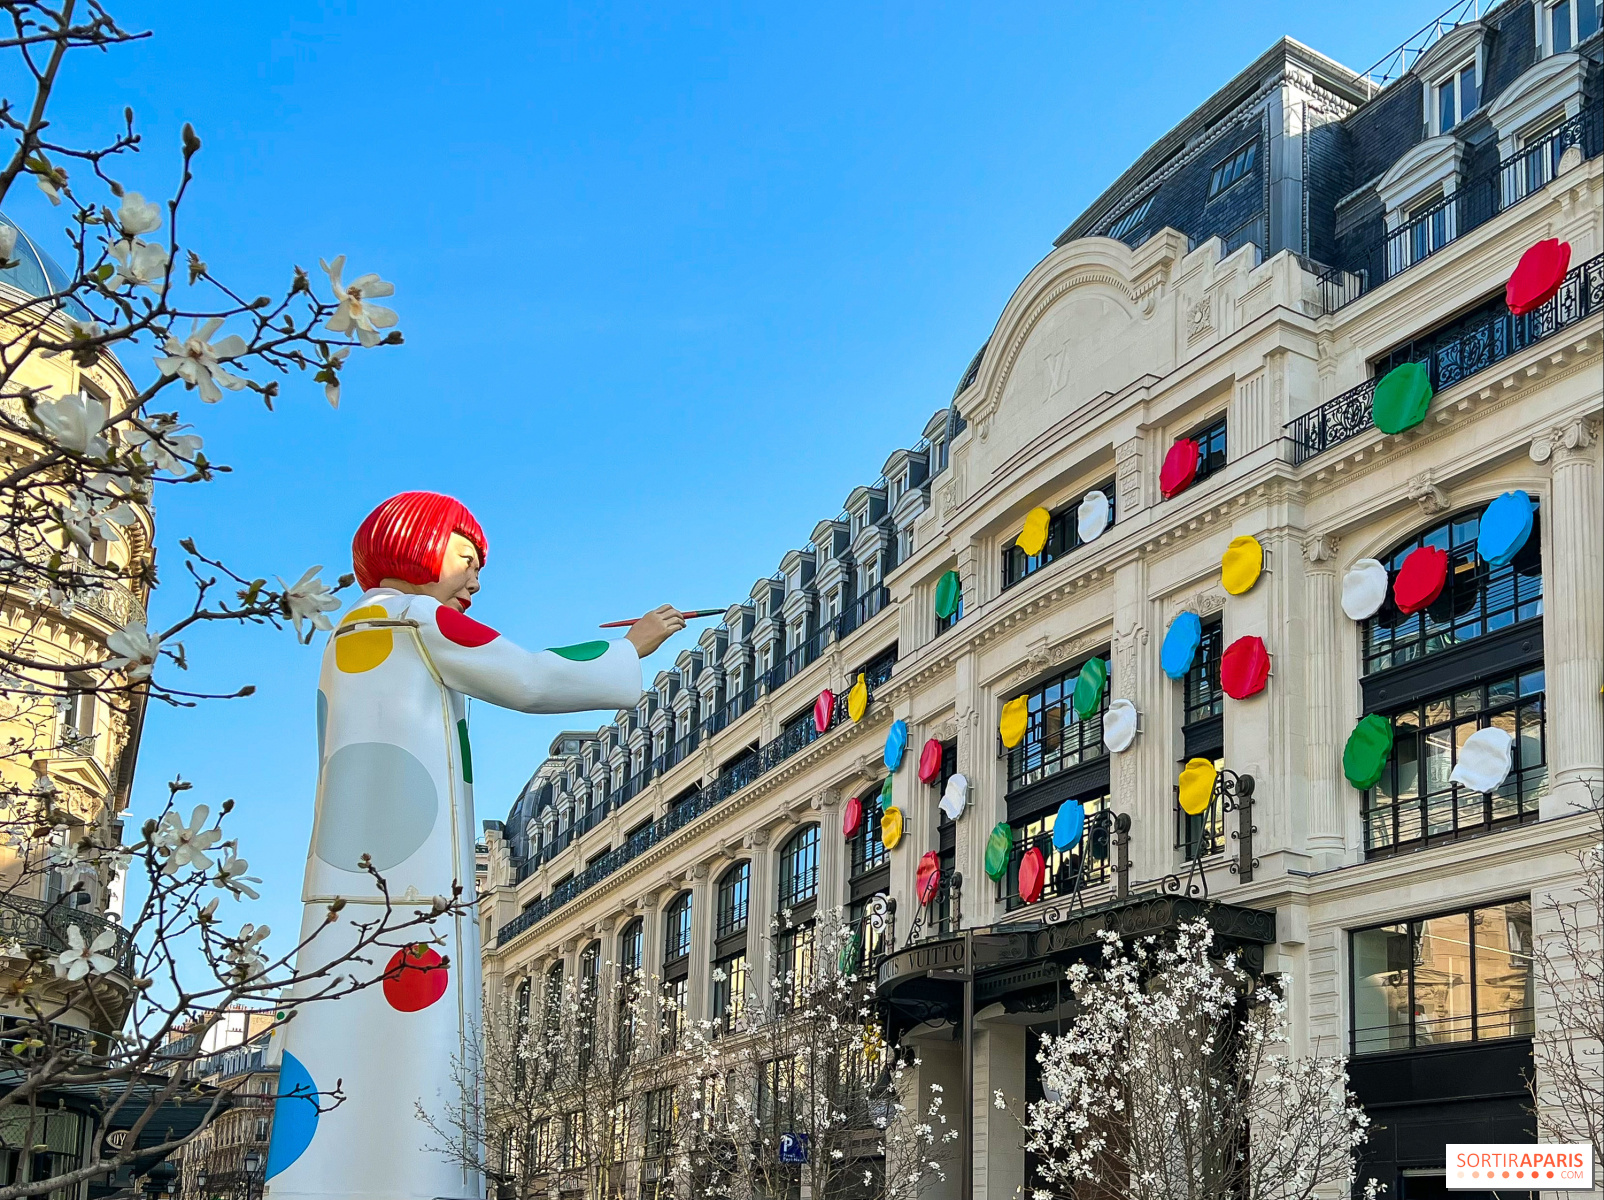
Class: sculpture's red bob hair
352,492,488,593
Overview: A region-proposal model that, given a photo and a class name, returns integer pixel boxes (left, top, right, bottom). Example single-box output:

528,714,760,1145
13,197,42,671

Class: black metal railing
499,653,898,944
834,585,890,641
998,813,1117,911
702,682,757,739
780,628,827,682
1288,251,1603,463
0,895,135,974
1321,102,1600,314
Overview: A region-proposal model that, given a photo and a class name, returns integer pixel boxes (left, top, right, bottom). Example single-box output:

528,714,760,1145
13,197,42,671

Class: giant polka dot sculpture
1161,612,1203,679
939,773,969,821
848,673,869,722
1393,545,1449,615
814,690,835,734
884,719,908,771
881,805,905,850
1018,846,1046,903
1220,636,1270,700
1506,238,1571,316
1449,727,1514,793
1371,361,1432,435
842,796,863,838
916,852,942,905
1342,559,1389,621
934,570,962,620
1018,507,1051,558
1052,798,1085,850
1221,535,1264,595
984,822,1012,881
1478,491,1535,568
1160,438,1202,499
1077,490,1111,543
335,605,392,673
264,1051,320,1179
1102,699,1139,752
1343,714,1394,789
1072,657,1108,719
1178,758,1217,816
918,738,944,784
1000,696,1030,748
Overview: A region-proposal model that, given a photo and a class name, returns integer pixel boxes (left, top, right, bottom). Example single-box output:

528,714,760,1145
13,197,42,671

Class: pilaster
1302,534,1346,863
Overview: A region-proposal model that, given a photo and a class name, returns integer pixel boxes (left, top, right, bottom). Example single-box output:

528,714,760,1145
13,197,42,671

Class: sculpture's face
381,531,481,610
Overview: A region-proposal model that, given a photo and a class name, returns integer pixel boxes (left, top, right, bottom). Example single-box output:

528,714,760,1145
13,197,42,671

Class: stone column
815,789,846,921
1302,534,1346,864
1532,419,1604,817
686,864,712,1023
744,827,775,1010
973,1017,1027,1200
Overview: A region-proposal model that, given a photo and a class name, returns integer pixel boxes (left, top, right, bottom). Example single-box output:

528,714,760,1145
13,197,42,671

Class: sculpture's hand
624,604,687,657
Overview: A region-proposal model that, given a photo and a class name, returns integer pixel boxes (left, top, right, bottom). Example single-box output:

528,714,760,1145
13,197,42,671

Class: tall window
1434,61,1479,134
617,918,642,1059
1005,656,1111,793
643,1086,678,1162
1350,899,1533,1055
1361,505,1546,857
777,826,819,912
1191,416,1228,485
1208,141,1258,199
1546,0,1600,53
1183,616,1225,732
544,962,564,1035
713,862,750,1031
847,786,891,970
1178,612,1224,865
662,892,692,1050
849,791,889,879
1002,479,1117,591
578,942,600,1062
1004,791,1112,910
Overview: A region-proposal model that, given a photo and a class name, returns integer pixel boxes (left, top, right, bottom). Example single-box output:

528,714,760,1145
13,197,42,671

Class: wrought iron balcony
1317,101,1600,315
1288,251,1602,464
0,895,135,976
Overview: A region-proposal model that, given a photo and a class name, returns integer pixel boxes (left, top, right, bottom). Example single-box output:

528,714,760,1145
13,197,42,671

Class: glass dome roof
0,211,93,320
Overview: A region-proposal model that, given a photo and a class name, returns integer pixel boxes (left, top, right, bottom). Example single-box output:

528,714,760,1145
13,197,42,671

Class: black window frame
1190,416,1229,485
1182,615,1225,737
777,824,820,915
1348,898,1534,1056
663,890,693,969
1207,140,1258,199
848,787,890,884
1000,788,1113,911
1001,478,1117,592
715,861,750,942
1106,194,1155,241
1003,652,1112,795
1362,665,1547,859
1175,754,1226,863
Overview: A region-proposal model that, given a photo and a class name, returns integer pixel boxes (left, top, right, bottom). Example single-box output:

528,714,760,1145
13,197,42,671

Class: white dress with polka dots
265,588,642,1199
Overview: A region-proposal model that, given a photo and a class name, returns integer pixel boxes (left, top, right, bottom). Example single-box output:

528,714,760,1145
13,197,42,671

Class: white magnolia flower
153,318,248,403
32,392,109,456
37,174,61,205
106,620,160,680
39,317,108,361
320,255,398,348
319,346,350,408
279,566,341,638
124,417,202,473
155,804,220,874
226,923,271,979
106,237,170,291
49,840,96,886
117,191,163,237
215,850,261,900
53,924,118,981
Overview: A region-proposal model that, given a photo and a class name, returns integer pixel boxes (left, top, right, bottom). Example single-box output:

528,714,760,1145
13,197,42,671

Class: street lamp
241,1150,262,1200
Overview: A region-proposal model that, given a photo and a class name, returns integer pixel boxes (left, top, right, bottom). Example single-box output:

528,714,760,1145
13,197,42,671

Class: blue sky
11,1,1442,951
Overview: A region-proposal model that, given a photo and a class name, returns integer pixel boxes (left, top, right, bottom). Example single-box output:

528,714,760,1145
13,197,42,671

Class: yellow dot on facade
1178,757,1218,815
1221,535,1264,595
999,695,1029,748
847,673,869,722
880,805,905,850
335,605,393,673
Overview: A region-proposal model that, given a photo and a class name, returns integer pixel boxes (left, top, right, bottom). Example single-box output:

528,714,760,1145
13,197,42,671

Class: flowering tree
1530,792,1604,1187
673,912,954,1200
420,964,655,1199
0,1,465,1193
1017,920,1374,1200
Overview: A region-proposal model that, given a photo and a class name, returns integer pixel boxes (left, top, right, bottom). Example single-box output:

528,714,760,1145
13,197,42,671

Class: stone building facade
481,7,1603,1197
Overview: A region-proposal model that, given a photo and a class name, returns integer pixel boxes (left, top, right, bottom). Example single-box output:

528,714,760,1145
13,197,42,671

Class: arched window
777,825,819,911
661,892,693,1050
713,863,750,1031
544,961,564,1033
616,918,643,1059
1359,502,1546,857
618,918,643,975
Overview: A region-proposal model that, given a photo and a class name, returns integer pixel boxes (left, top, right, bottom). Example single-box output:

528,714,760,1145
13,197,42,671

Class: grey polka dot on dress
314,742,438,873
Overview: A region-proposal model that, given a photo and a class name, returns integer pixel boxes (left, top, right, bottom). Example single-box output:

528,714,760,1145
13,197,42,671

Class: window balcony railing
834,585,890,641
1319,100,1600,314
0,895,134,975
1288,251,1602,463
499,653,898,944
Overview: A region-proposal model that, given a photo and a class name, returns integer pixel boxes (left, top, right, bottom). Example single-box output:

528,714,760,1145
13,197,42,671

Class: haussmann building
479,4,1604,1198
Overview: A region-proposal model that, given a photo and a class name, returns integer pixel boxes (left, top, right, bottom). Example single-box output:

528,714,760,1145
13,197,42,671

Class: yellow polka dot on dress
335,605,393,673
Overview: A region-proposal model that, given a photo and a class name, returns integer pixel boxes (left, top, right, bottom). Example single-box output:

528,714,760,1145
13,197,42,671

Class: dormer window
1543,0,1600,54
1207,142,1257,200
1436,60,1480,134
1105,194,1154,241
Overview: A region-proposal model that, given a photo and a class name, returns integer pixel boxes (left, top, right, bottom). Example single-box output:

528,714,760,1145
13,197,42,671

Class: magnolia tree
421,963,653,1199
0,1,464,1193
1530,792,1604,1186
673,912,955,1200
1016,920,1375,1200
